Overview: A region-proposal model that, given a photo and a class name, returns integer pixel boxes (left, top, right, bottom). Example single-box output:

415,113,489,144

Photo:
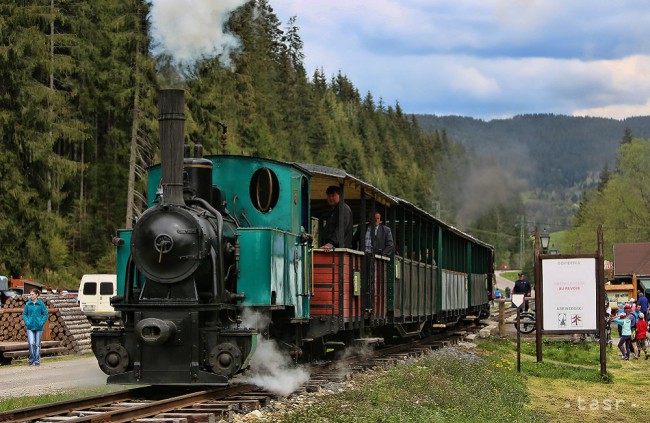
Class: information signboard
541,258,597,331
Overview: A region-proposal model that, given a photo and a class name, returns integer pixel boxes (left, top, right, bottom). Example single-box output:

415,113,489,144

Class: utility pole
519,215,525,270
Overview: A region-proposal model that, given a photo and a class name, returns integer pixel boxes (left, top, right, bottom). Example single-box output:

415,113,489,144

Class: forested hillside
2,1,524,288
565,137,650,261
417,114,650,230
416,114,650,191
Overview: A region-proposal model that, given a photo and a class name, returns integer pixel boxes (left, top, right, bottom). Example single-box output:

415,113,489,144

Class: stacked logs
0,295,92,354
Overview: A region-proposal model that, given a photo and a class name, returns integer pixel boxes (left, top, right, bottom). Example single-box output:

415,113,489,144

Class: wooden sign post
534,225,606,377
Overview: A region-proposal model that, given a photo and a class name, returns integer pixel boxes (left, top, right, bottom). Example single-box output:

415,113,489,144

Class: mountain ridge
415,113,650,190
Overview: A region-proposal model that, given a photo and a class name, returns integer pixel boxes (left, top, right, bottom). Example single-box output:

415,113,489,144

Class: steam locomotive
91,89,494,385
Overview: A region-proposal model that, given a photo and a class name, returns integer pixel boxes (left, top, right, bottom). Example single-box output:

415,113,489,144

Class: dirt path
0,356,107,399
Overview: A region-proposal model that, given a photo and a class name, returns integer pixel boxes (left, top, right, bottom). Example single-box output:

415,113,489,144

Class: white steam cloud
334,342,373,379
455,159,527,226
236,308,310,396
240,308,271,332
150,0,247,65
238,338,310,396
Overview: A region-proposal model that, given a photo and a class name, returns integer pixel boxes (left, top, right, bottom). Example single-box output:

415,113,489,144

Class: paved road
494,270,515,291
0,356,108,399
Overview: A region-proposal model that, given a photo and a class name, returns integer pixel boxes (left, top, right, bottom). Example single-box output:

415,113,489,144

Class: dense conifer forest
2,1,524,287
2,1,646,287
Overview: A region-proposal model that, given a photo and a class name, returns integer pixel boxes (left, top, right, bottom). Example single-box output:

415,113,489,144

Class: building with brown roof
613,242,650,296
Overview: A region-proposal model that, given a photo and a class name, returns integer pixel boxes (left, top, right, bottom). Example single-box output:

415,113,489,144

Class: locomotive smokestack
158,89,186,206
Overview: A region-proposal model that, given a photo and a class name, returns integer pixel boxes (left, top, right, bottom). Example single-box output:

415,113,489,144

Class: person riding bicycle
513,273,532,311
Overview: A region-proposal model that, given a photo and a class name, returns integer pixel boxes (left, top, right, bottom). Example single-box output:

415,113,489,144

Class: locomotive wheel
98,344,130,375
209,343,243,377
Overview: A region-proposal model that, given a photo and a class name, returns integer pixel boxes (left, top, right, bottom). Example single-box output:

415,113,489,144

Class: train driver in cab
320,185,353,251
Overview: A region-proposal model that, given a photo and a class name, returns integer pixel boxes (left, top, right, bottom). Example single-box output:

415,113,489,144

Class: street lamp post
549,243,559,254
540,228,551,254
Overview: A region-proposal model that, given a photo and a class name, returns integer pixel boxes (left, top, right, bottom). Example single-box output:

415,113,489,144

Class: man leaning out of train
320,185,353,251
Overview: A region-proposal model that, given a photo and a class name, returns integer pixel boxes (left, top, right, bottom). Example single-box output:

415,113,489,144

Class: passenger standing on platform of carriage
363,211,394,256
22,289,48,366
320,185,353,251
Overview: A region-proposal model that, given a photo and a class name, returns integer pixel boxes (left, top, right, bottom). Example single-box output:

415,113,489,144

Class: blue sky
150,0,650,120
269,0,650,120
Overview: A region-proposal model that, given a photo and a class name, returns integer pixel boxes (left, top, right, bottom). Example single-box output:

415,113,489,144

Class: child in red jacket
636,313,648,359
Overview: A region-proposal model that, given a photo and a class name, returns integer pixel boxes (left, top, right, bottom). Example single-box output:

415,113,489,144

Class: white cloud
144,0,650,118
449,65,500,97
573,100,650,120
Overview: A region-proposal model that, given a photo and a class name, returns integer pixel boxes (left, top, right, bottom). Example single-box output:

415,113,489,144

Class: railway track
0,324,482,422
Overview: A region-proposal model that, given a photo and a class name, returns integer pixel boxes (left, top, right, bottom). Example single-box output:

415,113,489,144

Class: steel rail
62,384,255,423
0,386,150,422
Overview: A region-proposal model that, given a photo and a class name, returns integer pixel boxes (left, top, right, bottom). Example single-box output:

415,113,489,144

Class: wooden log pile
0,295,92,355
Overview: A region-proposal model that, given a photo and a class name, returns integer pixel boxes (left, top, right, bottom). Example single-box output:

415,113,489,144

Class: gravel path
0,357,107,399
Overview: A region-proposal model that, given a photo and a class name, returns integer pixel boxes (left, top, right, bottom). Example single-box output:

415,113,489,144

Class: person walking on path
625,304,640,359
615,311,632,360
22,289,48,366
635,312,649,359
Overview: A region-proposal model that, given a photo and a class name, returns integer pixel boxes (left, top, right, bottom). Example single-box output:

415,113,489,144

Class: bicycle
591,315,613,349
514,310,537,334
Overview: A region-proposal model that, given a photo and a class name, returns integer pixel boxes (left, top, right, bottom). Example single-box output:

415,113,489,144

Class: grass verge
271,348,541,422
477,337,649,421
0,385,128,411
265,337,648,422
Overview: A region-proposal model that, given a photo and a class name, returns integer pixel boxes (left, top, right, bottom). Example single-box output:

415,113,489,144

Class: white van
78,274,119,324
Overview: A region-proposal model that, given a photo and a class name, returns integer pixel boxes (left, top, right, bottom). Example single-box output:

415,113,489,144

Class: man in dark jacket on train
320,185,353,251
363,211,394,256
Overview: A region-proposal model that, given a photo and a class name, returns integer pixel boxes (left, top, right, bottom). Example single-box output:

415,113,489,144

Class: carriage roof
296,162,493,250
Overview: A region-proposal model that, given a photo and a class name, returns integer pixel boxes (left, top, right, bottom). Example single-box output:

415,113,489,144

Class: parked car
78,274,119,324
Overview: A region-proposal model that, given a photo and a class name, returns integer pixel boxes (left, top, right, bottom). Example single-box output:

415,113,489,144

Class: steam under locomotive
91,89,494,385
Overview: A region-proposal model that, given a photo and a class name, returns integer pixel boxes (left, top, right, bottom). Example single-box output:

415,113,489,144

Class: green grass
263,338,647,422
520,360,610,383
523,339,602,366
0,385,128,412
500,271,519,282
478,337,619,371
549,230,566,253
271,350,542,422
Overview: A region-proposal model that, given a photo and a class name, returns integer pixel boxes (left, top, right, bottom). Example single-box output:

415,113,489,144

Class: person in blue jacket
615,311,632,360
22,289,48,366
